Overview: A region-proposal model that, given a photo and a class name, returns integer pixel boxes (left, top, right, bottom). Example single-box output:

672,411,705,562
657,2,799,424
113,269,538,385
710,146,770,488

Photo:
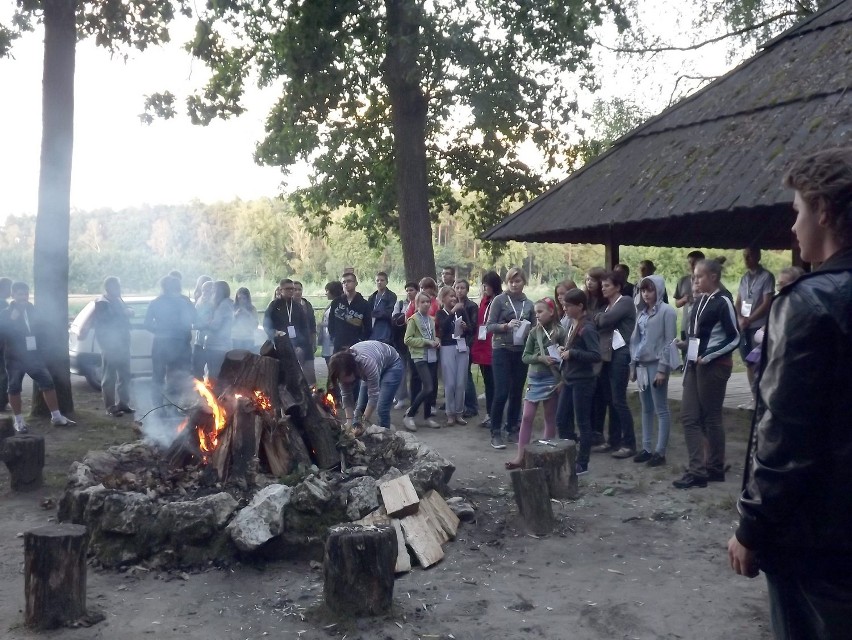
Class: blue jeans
636,365,671,455
373,358,403,428
607,349,636,450
767,571,852,639
490,349,527,435
556,377,596,465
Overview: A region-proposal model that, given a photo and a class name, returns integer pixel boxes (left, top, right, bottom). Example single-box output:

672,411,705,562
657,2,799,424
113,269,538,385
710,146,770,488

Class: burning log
264,335,340,470
209,397,259,482
165,407,211,468
259,417,311,476
216,349,280,409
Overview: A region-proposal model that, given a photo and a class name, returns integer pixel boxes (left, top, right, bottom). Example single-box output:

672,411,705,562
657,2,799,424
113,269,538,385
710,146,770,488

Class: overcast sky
0,3,738,220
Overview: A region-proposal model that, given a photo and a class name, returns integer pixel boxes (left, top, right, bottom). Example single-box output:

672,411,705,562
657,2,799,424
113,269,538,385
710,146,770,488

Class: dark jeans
590,372,610,444
479,365,494,417
407,360,437,419
152,338,192,407
681,357,732,478
766,571,852,639
607,348,635,450
464,365,479,415
490,349,527,435
556,377,596,465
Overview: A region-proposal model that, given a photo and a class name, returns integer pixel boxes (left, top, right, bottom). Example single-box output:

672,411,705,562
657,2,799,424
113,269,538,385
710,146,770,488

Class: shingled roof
482,0,852,249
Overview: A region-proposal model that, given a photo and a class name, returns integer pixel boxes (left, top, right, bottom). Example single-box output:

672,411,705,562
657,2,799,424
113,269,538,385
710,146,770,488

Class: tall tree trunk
383,0,436,282
32,0,76,415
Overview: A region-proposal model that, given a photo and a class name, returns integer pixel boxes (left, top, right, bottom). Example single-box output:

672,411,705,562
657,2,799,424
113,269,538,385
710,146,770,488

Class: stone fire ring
58,426,455,569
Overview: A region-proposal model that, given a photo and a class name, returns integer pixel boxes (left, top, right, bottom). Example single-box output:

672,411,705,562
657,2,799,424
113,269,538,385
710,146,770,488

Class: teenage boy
440,266,456,287
734,247,775,410
264,278,314,383
728,148,852,639
328,272,371,353
368,272,397,345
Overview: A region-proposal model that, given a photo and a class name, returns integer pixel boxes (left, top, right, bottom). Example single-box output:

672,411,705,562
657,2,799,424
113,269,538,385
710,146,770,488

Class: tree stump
323,524,397,616
522,440,578,499
24,523,88,629
0,415,14,442
510,467,554,535
1,434,45,491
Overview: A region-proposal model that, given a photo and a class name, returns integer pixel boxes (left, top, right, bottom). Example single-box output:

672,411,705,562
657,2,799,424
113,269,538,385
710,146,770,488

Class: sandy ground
0,373,773,640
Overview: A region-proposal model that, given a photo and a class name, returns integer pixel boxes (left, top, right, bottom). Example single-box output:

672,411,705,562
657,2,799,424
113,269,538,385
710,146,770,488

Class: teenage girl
436,286,471,425
403,292,441,430
505,297,565,469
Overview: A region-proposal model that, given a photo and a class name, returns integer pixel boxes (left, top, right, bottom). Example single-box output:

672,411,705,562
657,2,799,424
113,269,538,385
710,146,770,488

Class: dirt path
0,377,772,639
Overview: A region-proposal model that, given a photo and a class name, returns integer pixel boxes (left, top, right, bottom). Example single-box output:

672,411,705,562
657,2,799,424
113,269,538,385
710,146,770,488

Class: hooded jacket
328,292,371,353
736,247,852,576
629,275,678,374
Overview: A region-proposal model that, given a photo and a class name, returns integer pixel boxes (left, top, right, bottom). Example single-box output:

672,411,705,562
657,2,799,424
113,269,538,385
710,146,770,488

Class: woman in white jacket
629,275,677,467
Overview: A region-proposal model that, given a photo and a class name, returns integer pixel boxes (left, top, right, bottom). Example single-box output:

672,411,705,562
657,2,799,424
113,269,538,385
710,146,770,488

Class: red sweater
470,295,494,366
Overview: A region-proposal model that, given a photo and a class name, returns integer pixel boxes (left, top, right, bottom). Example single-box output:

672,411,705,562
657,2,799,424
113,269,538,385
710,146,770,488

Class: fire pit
59,337,455,569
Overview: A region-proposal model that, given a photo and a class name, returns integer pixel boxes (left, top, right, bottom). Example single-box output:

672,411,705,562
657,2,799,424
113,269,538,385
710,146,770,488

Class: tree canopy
147,0,629,279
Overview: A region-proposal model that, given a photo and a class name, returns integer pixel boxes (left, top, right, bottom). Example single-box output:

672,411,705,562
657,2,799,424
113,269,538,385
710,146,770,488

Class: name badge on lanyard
287,325,297,339
26,336,37,351
740,301,752,318
478,325,487,341
686,338,699,362
426,348,438,363
456,338,468,353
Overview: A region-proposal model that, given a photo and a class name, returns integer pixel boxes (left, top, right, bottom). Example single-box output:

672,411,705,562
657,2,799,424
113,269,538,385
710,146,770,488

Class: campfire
165,336,343,482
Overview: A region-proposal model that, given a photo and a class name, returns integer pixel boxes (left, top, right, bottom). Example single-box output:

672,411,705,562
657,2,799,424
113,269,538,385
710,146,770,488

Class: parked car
69,297,265,391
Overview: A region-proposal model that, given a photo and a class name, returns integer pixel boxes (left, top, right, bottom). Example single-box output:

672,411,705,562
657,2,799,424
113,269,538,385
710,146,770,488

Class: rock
68,462,95,488
377,467,402,485
81,451,119,479
291,475,333,514
447,500,475,523
58,483,107,523
100,492,157,535
344,476,379,521
407,449,456,495
226,485,292,552
347,466,369,477
159,493,239,543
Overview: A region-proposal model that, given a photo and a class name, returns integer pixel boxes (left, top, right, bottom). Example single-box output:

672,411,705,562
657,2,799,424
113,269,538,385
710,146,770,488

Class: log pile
353,474,459,572
164,338,342,484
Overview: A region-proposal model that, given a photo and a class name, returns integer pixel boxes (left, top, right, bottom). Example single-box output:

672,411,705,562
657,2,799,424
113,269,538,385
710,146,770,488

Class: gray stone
344,476,379,521
100,492,156,535
58,483,107,523
407,449,455,495
227,485,292,552
82,450,119,479
159,492,238,542
291,475,333,514
377,466,402,485
447,500,475,522
347,465,369,477
68,462,95,488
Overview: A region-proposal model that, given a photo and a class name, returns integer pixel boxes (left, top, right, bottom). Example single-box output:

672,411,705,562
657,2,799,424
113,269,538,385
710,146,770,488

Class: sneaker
737,401,755,411
425,418,441,429
591,443,612,453
107,406,123,417
707,470,726,482
633,450,652,463
575,462,588,476
402,416,418,432
672,473,708,489
611,447,636,459
455,416,468,426
506,431,519,444
116,404,135,414
13,422,28,434
394,400,407,410
646,453,667,467
480,416,492,429
446,416,456,426
51,415,76,427
490,434,506,449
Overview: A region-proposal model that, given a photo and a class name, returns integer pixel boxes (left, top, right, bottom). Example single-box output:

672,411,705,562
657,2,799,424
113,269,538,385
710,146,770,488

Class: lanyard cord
286,299,293,323
692,291,718,335
417,311,433,340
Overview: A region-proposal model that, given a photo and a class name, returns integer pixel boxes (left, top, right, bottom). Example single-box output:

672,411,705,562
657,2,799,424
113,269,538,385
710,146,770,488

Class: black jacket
328,293,371,353
736,247,852,576
263,297,310,351
560,317,602,381
0,301,43,360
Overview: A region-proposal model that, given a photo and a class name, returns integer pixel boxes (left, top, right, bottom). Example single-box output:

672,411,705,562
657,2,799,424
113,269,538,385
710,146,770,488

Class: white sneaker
51,415,76,426
402,416,417,432
426,418,441,429
737,401,755,411
394,400,407,410
14,422,28,434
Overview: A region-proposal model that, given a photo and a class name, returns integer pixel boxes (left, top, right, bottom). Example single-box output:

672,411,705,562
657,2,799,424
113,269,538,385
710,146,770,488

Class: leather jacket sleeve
736,283,848,552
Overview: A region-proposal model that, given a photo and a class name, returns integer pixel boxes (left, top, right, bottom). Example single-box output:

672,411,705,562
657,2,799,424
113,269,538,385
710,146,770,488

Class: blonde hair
505,267,527,284
415,291,432,304
438,286,455,304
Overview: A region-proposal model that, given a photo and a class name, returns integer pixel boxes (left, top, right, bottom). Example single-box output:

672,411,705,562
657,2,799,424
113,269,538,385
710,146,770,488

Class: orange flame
193,378,227,454
324,392,337,416
176,418,188,434
254,389,272,411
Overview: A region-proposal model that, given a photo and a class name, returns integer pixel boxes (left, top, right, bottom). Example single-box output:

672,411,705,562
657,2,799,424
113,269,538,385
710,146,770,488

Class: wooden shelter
482,1,852,265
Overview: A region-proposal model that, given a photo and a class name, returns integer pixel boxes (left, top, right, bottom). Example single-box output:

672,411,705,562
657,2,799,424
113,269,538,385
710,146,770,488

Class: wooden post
603,227,620,269
1,434,45,491
323,524,397,616
510,467,554,535
0,415,14,441
522,440,578,499
24,523,88,629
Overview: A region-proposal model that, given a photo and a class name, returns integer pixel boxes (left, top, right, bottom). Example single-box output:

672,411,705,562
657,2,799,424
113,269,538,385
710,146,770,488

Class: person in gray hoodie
629,275,677,466
204,280,234,380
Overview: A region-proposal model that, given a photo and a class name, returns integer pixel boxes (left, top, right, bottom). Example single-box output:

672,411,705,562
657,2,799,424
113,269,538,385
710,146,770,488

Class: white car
69,296,265,390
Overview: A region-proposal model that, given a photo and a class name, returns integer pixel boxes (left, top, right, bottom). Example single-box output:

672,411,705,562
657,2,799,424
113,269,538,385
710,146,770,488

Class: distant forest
0,197,791,295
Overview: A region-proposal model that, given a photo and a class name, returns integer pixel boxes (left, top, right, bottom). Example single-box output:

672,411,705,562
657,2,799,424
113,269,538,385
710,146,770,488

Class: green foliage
175,0,630,248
